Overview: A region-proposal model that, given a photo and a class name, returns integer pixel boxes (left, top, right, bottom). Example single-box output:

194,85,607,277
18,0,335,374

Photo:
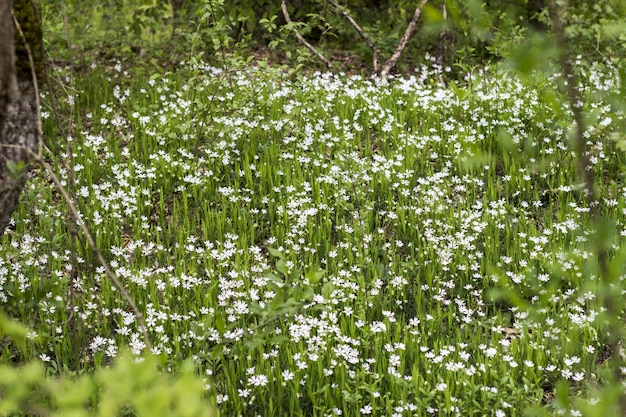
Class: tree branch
281,0,332,68
327,0,379,72
380,0,428,80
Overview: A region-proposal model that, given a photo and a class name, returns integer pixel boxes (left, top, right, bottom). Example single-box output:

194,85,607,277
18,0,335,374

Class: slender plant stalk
548,0,624,409
58,3,85,370
281,0,332,68
436,3,447,86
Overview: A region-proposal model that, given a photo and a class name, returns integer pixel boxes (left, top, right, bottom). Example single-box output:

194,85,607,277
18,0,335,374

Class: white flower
371,321,387,333
389,354,401,367
248,374,269,387
564,356,580,366
485,348,497,358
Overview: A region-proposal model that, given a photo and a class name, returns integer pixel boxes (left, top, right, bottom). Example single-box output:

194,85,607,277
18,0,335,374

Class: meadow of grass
0,57,624,416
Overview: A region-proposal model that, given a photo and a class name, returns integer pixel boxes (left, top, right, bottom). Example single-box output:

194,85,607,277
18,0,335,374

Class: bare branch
36,154,153,352
327,0,379,72
380,0,428,80
281,0,332,68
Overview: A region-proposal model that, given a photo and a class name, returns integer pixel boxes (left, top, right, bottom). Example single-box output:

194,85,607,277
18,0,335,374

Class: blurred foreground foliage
1,312,216,417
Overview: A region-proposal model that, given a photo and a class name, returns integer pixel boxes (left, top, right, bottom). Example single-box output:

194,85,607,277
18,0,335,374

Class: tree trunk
0,0,41,236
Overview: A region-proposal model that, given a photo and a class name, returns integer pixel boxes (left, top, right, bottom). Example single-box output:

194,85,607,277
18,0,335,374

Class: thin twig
38,155,152,352
327,0,379,72
61,2,83,369
281,0,332,68
43,71,67,140
380,0,428,80
0,142,153,352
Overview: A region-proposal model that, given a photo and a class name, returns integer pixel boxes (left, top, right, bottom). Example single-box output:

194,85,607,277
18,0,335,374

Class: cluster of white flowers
2,60,623,416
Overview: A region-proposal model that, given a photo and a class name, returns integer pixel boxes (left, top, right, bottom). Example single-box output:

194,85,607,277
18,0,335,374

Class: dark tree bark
0,0,41,236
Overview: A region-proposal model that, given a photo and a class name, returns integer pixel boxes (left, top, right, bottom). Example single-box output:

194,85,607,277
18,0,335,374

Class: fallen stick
380,0,428,80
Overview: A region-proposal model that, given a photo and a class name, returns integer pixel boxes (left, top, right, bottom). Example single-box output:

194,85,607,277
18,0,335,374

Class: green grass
1,59,625,416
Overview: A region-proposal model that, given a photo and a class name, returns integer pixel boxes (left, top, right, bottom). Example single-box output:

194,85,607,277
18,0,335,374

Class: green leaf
276,259,288,275
459,151,494,172
506,33,556,76
5,160,25,176
214,314,225,333
263,272,284,286
307,268,325,285
268,247,285,259
448,80,468,101
602,22,626,38
423,4,443,23
210,345,224,360
322,282,334,298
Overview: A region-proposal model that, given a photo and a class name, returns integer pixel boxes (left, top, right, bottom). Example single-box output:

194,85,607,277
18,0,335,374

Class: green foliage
0,345,217,416
5,160,27,179
552,0,626,62
0,311,28,351
8,55,622,414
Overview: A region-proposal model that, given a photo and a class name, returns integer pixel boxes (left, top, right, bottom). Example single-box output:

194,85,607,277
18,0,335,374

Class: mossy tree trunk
0,0,42,236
